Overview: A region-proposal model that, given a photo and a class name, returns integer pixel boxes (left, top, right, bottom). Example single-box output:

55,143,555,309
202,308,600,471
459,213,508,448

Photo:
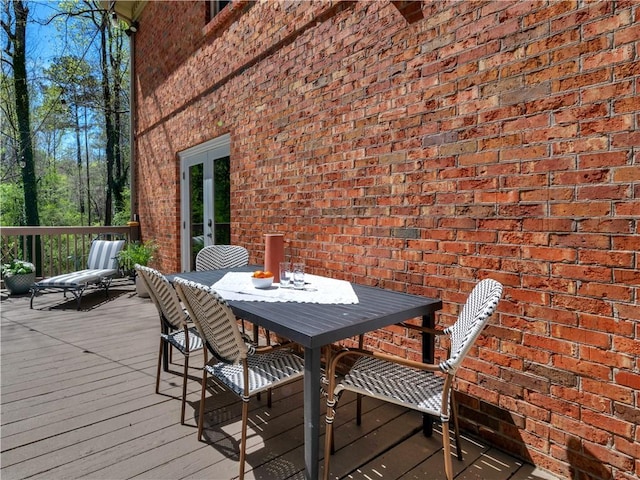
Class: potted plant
2,259,36,295
116,240,158,297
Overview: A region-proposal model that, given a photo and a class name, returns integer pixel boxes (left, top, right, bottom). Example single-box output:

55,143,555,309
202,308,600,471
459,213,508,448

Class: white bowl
251,275,274,289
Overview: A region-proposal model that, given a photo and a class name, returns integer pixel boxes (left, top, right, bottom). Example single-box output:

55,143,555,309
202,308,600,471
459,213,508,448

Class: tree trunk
11,1,41,270
100,17,114,226
74,104,85,224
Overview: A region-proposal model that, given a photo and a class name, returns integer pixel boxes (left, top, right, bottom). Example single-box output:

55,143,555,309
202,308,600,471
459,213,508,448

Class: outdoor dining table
168,266,442,480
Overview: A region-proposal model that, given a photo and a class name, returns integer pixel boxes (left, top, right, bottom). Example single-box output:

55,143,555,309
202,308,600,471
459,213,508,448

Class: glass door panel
189,163,205,269
213,156,230,244
179,134,230,272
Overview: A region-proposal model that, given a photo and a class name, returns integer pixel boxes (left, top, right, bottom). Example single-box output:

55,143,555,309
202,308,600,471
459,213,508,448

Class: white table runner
211,272,359,304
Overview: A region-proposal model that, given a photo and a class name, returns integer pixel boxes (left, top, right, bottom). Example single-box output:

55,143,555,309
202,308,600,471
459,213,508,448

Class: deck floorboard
1,282,558,480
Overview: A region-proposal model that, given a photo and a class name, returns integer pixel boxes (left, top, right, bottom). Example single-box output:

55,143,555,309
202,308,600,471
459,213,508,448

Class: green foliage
117,240,158,274
2,2,132,228
112,188,131,225
0,183,25,226
38,167,83,226
2,259,35,277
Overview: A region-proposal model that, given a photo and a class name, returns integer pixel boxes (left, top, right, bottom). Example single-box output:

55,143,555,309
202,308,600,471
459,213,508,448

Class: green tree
1,0,41,270
55,0,130,225
0,182,24,225
1,0,39,228
44,55,99,224
1,0,130,230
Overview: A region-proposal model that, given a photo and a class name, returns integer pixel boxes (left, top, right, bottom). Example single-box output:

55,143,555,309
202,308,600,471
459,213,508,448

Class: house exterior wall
132,1,639,478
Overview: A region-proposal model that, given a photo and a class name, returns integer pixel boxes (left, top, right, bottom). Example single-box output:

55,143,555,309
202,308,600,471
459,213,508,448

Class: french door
179,134,231,271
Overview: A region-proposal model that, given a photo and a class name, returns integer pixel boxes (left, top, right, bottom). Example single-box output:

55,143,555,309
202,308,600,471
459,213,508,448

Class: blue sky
26,1,70,68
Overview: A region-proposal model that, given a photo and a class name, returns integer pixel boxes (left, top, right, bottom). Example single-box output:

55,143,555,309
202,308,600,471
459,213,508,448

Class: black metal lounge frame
29,240,125,310
30,274,117,310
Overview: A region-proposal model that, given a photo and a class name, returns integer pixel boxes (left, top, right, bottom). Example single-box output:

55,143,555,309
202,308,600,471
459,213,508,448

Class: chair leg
181,355,189,425
451,395,463,460
156,338,164,394
198,369,208,441
324,398,336,479
329,414,336,455
239,399,249,480
442,422,454,480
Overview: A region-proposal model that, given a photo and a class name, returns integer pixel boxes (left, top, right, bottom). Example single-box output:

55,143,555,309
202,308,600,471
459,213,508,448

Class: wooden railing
1,225,140,279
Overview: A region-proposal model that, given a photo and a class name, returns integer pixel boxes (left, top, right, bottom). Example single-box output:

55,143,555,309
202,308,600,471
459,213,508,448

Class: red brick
523,218,574,232
553,294,614,317
524,333,575,356
615,304,640,320
578,219,634,236
551,233,612,251
550,385,611,413
578,184,631,201
612,165,640,182
522,277,577,298
578,151,629,168
577,282,634,302
552,324,611,348
582,80,635,104
553,354,612,381
579,313,635,336
615,436,640,464
549,413,611,444
580,440,635,471
550,202,612,217
552,264,612,282
134,2,640,478
580,345,634,370
615,370,640,389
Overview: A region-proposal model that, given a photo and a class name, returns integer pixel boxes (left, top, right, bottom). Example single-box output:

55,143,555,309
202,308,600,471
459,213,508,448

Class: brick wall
133,1,639,478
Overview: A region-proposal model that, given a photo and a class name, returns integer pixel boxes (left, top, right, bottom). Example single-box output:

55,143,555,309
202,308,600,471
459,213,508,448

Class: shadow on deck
1,281,559,479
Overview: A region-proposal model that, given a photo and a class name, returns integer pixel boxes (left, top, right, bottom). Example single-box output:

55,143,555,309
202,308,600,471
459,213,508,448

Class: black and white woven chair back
440,279,502,374
136,265,187,330
174,279,248,364
195,245,249,271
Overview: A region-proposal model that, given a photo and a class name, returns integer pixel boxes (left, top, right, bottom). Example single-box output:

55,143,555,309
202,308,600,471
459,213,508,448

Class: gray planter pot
135,275,150,298
4,272,36,295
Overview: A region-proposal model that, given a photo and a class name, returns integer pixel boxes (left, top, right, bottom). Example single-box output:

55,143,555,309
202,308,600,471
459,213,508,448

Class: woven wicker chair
323,278,503,480
195,245,249,271
135,265,204,425
195,244,272,347
174,278,305,480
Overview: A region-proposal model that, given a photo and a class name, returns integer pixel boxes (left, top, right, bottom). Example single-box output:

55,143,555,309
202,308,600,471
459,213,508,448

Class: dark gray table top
168,266,442,349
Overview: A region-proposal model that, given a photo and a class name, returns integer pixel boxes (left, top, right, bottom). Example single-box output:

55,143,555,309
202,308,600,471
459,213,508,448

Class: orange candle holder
264,233,285,282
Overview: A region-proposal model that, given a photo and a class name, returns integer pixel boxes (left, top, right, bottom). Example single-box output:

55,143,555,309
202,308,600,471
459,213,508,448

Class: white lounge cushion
34,269,118,289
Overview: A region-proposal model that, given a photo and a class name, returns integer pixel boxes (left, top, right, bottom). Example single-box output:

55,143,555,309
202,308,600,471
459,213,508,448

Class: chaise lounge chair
30,239,125,310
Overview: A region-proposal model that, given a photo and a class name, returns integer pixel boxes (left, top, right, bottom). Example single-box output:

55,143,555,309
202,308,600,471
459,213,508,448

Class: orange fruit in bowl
251,271,274,289
252,270,274,279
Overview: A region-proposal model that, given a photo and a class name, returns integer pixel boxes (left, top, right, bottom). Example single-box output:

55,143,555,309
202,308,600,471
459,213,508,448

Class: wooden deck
1,280,559,480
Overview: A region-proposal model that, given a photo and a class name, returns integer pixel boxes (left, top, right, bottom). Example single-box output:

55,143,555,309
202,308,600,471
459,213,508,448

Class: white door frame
178,133,230,272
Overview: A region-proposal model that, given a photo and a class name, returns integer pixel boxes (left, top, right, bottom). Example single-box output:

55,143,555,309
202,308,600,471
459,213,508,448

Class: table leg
303,346,321,480
422,312,435,437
